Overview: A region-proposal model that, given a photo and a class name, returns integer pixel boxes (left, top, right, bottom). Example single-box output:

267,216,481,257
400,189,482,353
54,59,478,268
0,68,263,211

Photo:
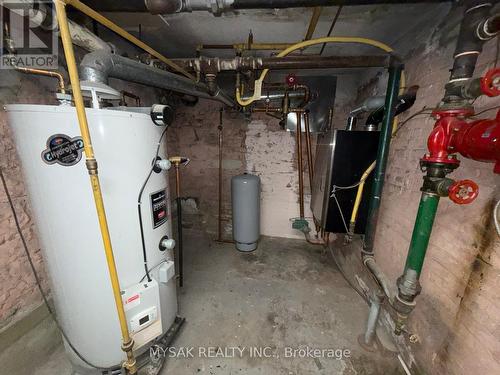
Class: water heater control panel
122,279,163,349
130,306,158,333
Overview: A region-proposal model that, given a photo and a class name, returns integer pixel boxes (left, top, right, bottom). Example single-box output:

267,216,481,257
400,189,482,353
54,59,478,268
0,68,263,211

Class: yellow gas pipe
235,36,402,107
54,1,137,373
63,0,195,81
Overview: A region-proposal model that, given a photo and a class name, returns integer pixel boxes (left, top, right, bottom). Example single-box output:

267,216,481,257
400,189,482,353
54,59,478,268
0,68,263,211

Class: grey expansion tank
231,173,261,251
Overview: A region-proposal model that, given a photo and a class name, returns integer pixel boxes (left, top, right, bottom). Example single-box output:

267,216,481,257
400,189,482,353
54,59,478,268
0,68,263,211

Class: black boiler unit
311,129,380,234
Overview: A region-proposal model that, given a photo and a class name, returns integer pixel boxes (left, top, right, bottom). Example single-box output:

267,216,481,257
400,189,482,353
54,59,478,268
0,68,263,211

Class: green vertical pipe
404,192,440,276
363,64,403,253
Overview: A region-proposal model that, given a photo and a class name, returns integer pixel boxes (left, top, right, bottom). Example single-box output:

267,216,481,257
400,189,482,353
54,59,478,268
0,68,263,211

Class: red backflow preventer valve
420,68,500,205
423,108,500,174
424,68,500,175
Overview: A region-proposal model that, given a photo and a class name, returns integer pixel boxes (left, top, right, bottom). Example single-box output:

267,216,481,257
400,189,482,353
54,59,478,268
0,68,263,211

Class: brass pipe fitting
168,156,189,165
121,339,137,374
85,159,98,175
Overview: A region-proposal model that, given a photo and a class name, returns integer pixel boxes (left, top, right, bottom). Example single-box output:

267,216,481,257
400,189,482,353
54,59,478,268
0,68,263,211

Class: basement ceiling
73,3,455,107
87,3,453,59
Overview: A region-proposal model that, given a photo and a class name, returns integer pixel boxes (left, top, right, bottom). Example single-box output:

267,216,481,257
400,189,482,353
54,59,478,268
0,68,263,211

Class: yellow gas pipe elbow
236,36,403,107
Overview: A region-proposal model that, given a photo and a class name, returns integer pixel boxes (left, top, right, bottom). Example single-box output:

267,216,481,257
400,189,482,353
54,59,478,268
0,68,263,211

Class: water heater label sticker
41,134,84,166
124,294,141,311
151,189,168,229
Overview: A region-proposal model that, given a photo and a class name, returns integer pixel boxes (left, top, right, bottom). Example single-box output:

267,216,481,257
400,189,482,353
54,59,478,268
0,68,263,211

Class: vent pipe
79,51,235,107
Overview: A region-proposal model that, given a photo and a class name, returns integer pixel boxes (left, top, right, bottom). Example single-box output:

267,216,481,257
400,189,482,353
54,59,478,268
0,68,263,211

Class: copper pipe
252,107,306,113
304,111,320,238
14,66,66,93
217,108,223,242
294,84,311,107
304,7,322,40
296,112,305,219
304,111,314,189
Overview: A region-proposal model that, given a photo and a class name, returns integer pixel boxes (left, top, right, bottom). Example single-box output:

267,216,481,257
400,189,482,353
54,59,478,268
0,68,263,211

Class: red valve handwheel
286,73,297,87
448,180,479,205
480,68,500,97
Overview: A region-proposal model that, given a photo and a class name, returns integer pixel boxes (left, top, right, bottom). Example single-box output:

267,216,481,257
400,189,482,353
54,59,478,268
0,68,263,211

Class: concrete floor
1,231,401,375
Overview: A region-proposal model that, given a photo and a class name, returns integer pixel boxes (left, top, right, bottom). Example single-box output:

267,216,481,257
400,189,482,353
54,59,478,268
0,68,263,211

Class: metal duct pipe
174,55,393,73
241,90,305,102
81,0,450,14
232,0,448,8
79,51,235,107
364,86,418,130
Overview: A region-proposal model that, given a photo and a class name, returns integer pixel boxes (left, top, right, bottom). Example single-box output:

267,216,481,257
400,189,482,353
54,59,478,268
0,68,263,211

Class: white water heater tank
6,104,177,374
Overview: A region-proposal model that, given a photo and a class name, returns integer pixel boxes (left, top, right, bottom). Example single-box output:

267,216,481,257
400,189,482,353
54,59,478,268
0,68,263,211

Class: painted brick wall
167,102,247,237
170,75,354,239
370,28,500,375
168,100,347,240
245,118,314,239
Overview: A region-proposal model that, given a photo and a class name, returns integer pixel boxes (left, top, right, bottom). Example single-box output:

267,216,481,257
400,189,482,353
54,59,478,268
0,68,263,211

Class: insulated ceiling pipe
81,0,450,14
79,51,235,107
